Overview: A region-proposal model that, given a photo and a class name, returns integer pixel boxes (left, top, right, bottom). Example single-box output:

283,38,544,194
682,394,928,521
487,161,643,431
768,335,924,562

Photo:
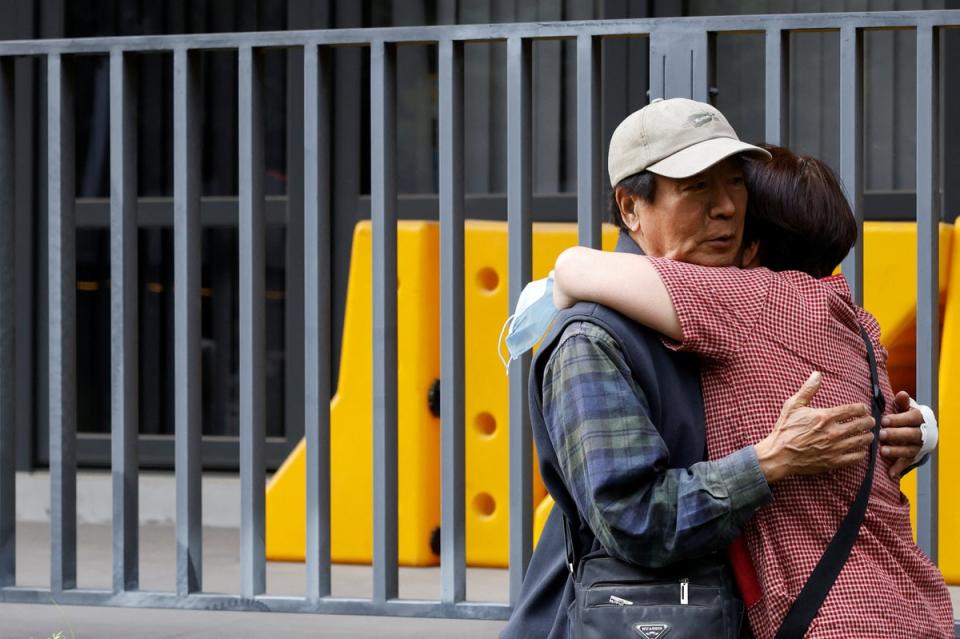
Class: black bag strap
561,512,577,576
774,326,885,639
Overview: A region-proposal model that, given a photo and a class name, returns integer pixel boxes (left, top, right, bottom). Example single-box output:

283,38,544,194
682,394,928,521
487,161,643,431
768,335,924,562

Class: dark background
2,0,958,470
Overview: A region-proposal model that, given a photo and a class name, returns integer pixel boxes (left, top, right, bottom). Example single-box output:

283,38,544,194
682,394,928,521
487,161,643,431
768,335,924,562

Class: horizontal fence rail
0,9,955,633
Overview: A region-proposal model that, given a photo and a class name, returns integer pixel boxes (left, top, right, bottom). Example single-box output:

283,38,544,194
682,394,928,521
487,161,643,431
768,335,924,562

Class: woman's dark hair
608,170,656,232
743,145,857,278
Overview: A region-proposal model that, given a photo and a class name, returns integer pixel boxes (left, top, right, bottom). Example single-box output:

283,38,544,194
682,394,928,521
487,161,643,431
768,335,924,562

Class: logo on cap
687,112,719,128
633,623,671,639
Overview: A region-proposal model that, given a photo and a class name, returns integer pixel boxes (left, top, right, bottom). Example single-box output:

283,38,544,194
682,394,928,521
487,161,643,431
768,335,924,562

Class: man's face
619,158,748,266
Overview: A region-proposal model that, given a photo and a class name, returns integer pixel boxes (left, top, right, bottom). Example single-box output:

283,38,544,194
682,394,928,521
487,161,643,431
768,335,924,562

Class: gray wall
5,0,957,469
380,0,956,216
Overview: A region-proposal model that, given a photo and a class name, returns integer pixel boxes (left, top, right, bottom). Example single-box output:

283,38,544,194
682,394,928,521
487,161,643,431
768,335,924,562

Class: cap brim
646,137,772,179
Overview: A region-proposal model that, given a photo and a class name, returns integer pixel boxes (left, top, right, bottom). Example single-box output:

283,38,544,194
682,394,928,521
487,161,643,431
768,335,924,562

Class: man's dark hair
608,170,657,232
743,145,857,278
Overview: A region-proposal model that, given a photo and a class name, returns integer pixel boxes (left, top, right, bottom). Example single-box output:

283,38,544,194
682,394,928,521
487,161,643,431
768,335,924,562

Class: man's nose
709,182,737,219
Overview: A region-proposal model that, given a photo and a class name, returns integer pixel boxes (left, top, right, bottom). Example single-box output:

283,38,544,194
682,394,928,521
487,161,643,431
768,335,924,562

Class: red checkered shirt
648,259,954,639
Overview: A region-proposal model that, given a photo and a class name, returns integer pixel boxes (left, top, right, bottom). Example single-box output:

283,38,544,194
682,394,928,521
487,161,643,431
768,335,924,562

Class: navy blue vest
501,232,708,639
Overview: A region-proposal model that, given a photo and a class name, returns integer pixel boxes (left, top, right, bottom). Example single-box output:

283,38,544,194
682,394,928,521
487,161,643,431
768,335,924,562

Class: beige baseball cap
608,98,771,186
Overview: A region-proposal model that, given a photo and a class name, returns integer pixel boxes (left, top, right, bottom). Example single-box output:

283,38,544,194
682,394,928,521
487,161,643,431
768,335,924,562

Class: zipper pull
609,595,633,606
680,578,689,605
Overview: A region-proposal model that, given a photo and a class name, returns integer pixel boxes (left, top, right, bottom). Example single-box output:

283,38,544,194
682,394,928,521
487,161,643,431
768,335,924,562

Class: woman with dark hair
549,146,953,638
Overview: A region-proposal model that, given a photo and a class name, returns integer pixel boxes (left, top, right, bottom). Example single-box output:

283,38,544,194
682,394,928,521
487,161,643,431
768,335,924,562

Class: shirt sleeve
542,321,771,568
645,259,775,365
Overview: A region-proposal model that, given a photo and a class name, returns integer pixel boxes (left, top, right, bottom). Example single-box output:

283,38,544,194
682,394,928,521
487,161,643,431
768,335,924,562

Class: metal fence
0,8,956,629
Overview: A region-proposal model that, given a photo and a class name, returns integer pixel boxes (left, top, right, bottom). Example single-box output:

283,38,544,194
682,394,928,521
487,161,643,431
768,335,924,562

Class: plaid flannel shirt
541,319,771,568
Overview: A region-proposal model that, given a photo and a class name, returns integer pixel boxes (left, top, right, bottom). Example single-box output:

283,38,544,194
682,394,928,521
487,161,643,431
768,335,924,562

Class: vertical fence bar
0,57,15,589
370,39,398,603
173,48,202,596
109,48,139,593
915,23,940,562
764,29,789,146
839,26,864,305
577,34,602,249
507,36,533,606
238,45,266,598
438,38,466,604
303,43,332,601
48,53,76,593
649,29,711,101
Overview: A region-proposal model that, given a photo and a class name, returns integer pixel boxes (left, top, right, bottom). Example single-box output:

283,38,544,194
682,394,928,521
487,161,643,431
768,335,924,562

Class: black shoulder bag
563,514,746,639
565,325,883,639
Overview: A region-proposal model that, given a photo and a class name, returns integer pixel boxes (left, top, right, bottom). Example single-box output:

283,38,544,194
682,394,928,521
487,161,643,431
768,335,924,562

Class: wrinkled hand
754,372,875,484
880,391,924,479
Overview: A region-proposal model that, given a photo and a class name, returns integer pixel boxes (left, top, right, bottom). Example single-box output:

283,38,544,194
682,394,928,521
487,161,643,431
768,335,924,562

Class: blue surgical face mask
498,271,559,373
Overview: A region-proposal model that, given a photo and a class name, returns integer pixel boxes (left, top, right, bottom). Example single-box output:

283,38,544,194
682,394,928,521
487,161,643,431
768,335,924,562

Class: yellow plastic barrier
533,494,556,548
266,221,442,565
935,224,960,583
463,221,619,566
266,220,618,567
862,222,954,399
267,220,960,573
859,222,954,536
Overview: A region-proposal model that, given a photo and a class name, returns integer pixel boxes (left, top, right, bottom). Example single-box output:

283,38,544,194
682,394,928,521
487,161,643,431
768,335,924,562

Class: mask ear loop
497,313,515,374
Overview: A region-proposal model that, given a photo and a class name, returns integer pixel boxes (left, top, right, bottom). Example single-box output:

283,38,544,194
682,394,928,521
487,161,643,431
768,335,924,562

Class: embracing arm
544,323,875,566
553,246,682,340
542,322,767,566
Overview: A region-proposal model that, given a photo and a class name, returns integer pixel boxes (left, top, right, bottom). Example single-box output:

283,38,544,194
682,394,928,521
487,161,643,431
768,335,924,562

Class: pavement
0,522,508,639
0,602,506,639
4,472,958,638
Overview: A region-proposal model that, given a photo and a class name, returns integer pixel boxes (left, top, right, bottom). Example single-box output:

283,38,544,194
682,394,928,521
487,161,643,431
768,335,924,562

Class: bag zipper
608,595,634,606
680,578,689,605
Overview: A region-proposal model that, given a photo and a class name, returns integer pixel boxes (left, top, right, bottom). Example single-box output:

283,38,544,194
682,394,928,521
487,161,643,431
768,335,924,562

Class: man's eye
684,181,707,192
730,175,745,186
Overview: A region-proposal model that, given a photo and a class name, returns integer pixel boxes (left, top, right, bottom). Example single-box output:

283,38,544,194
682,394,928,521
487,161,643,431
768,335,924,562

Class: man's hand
754,372,875,484
880,391,924,479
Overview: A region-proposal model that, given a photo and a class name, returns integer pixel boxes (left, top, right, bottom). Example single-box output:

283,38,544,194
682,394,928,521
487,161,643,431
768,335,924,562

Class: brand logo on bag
633,623,671,639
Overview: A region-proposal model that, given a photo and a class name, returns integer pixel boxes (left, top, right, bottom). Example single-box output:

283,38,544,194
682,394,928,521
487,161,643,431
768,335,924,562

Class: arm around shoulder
540,321,770,568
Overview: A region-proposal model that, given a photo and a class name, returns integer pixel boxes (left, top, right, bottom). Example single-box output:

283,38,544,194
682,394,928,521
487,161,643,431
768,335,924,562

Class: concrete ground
4,472,958,638
1,522,508,639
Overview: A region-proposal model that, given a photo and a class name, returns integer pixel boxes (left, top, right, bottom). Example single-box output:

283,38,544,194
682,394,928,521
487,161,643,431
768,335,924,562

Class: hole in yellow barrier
475,412,497,438
476,267,499,293
473,492,496,518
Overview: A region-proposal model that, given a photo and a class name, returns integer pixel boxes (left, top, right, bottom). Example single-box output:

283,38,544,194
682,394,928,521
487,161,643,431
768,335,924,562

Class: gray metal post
438,38,466,605
649,28,710,101
577,34,602,249
0,57,15,588
173,47,202,596
370,39,399,603
238,45,266,598
303,42,332,601
914,23,940,562
764,29,789,146
507,36,533,606
48,52,76,593
109,48,139,593
839,26,864,305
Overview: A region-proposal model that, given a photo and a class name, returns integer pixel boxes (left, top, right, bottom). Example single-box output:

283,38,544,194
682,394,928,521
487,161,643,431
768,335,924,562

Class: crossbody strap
561,512,577,576
774,326,885,639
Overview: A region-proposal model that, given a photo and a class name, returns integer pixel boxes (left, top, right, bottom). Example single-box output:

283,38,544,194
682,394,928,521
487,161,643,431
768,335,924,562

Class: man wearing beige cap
501,98,930,638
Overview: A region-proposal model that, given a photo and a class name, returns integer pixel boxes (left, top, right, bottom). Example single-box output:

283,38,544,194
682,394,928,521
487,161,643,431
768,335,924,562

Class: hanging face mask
497,271,559,373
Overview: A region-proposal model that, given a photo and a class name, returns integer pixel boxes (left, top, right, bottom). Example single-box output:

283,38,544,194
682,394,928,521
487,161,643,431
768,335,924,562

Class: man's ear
615,187,641,233
740,241,760,268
